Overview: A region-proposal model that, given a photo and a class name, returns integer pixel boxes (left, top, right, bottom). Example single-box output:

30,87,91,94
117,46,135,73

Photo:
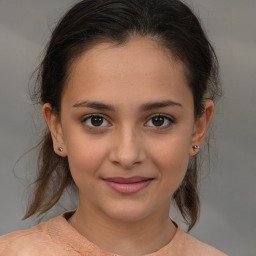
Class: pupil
152,116,164,126
91,116,103,126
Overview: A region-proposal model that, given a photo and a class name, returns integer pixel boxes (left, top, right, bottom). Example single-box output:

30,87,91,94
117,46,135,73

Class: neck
68,201,177,256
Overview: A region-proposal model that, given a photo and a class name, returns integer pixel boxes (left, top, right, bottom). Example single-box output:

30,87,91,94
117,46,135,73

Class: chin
102,202,154,223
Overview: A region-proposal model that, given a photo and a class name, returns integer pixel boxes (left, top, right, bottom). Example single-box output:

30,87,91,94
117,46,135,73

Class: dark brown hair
25,0,220,231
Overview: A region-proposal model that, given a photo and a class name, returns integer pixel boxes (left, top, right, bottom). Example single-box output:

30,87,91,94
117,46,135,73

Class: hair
25,0,220,231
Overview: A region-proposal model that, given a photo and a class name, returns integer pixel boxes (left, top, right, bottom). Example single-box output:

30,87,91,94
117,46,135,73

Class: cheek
65,135,109,181
150,132,191,188
160,144,189,177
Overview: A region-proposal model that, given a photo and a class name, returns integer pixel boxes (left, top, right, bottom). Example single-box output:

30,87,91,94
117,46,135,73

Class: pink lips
103,176,153,194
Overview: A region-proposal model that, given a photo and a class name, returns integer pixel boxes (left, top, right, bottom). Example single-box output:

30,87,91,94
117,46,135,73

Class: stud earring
58,147,63,152
192,145,200,152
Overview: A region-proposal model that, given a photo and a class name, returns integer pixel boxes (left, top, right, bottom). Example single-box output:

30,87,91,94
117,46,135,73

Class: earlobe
189,100,214,156
42,103,67,157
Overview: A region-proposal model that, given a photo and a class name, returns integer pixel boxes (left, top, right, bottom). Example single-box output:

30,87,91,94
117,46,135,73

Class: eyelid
145,113,175,128
81,113,175,130
81,113,112,128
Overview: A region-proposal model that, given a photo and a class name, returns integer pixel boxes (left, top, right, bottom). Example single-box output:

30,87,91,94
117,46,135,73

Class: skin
43,36,214,256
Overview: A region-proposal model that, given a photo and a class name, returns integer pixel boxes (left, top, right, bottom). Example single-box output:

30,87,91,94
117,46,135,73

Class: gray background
0,1,255,255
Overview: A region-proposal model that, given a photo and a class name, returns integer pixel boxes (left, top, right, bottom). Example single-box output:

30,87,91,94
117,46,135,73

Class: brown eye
152,116,165,126
91,116,104,126
145,114,174,128
83,114,110,128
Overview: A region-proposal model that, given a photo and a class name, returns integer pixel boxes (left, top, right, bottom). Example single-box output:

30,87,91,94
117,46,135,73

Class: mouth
102,176,154,194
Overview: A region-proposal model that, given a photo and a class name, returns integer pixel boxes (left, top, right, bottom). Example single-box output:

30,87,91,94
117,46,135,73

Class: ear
189,100,214,156
42,103,67,157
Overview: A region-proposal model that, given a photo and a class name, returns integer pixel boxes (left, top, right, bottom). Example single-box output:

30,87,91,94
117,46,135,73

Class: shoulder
0,217,65,256
171,227,228,256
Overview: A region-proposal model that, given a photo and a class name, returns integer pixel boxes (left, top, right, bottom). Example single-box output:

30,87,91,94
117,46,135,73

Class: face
44,37,212,223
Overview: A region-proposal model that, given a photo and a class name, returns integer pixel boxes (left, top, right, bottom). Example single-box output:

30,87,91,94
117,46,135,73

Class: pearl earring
58,147,63,152
192,145,200,152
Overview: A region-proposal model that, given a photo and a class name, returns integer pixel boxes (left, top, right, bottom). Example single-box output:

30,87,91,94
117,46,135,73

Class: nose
109,126,146,169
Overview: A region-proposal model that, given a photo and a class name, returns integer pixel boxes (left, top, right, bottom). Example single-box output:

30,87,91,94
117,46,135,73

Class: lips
103,176,154,194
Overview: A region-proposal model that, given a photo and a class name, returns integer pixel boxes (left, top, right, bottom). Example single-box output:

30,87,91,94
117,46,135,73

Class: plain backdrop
0,1,255,255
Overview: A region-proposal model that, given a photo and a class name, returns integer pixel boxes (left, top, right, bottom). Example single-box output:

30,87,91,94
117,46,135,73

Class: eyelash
81,113,175,130
81,114,111,130
146,114,175,129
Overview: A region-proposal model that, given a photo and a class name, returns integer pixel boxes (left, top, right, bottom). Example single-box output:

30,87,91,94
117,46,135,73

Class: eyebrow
140,100,182,111
73,101,115,111
72,100,182,111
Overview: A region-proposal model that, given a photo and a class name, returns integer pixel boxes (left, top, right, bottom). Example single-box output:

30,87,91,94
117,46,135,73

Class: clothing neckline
47,210,185,256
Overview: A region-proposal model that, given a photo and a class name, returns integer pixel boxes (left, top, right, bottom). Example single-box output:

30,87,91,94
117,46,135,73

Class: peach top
0,211,227,256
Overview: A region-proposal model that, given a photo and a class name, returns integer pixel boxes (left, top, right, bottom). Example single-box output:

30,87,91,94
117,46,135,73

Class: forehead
62,36,193,108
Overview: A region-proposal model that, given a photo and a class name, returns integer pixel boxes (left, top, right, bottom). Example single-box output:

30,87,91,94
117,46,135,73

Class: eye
82,114,110,128
145,114,174,128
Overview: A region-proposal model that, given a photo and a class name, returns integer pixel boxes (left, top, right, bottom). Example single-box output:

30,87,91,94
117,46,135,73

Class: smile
103,176,154,194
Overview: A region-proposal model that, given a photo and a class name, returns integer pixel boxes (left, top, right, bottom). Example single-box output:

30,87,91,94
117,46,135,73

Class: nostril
111,157,144,170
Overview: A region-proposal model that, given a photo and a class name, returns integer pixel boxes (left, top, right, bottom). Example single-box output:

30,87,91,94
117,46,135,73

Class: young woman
0,0,227,255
